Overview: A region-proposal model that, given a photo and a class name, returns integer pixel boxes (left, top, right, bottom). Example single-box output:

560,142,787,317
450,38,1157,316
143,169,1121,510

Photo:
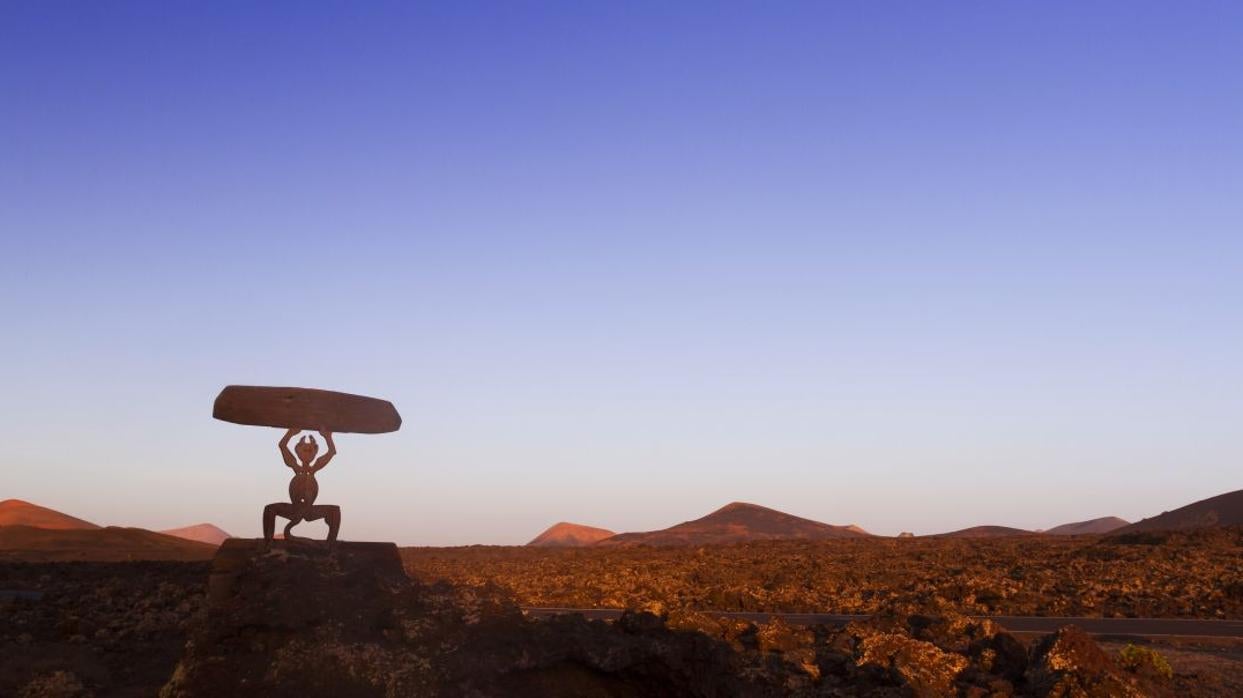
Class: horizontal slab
213,385,401,434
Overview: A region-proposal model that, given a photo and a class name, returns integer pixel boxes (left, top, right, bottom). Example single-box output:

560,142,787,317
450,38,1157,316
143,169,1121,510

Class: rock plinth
163,539,430,697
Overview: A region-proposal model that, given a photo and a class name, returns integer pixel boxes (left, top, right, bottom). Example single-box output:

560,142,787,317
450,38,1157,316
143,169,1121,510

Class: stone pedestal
206,538,405,606
162,539,420,697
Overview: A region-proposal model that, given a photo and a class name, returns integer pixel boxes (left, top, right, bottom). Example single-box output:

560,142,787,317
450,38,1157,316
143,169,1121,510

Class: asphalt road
523,607,1243,640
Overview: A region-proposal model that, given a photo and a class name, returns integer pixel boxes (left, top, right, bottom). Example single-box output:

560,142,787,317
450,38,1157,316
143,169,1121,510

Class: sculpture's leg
324,505,341,545
263,503,292,551
306,505,342,547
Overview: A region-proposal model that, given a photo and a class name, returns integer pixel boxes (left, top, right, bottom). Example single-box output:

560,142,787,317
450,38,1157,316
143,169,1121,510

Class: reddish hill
933,525,1033,538
1115,489,1243,533
1045,516,1129,535
527,522,615,547
0,525,217,561
160,523,232,546
598,502,869,546
0,499,99,530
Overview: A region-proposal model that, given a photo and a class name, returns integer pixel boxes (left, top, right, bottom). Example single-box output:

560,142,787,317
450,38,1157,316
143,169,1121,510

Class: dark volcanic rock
162,539,796,697
0,561,208,697
1026,625,1145,697
836,602,1018,697
405,530,1243,619
163,539,432,696
156,540,1179,697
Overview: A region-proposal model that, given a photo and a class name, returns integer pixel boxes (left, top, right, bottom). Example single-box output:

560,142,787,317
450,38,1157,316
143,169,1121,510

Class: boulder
832,600,1031,696
1026,625,1145,697
850,627,969,697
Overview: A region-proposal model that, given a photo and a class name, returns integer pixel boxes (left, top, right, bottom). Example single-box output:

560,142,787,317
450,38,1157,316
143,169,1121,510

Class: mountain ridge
599,501,869,546
932,525,1033,538
1046,516,1129,535
1115,489,1243,534
0,499,100,530
161,523,233,546
527,522,615,547
0,524,218,561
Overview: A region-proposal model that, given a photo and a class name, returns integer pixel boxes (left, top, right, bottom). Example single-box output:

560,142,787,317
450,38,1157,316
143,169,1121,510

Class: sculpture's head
294,434,319,465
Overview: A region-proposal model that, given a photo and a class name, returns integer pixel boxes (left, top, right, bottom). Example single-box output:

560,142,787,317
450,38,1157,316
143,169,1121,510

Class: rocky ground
402,527,1243,618
1,531,1240,696
0,561,209,697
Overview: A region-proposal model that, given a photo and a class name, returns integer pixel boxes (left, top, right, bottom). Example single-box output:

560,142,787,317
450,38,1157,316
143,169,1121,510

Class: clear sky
2,2,1240,544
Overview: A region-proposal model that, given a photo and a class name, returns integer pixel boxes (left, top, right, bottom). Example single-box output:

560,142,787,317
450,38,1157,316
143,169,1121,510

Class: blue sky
2,2,1240,544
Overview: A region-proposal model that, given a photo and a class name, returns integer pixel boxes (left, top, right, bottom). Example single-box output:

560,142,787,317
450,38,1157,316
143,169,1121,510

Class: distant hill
161,523,232,546
1045,516,1129,535
527,522,615,547
0,499,99,530
0,525,217,561
933,525,1033,538
1115,489,1243,534
599,502,870,546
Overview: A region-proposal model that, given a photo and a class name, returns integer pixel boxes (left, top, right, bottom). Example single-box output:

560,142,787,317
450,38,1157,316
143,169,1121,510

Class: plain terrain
402,527,1243,619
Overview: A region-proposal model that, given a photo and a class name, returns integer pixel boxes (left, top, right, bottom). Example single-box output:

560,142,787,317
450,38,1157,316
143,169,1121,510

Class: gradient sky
2,2,1241,544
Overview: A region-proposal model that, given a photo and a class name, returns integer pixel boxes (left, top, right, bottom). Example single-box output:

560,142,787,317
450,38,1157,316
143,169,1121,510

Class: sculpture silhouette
212,385,402,550
263,428,341,549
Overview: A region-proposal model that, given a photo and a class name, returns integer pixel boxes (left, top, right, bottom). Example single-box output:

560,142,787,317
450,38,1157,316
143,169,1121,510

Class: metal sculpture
212,385,402,549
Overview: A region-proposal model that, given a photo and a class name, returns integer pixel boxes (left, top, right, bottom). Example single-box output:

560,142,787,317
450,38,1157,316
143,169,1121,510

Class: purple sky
2,2,1241,544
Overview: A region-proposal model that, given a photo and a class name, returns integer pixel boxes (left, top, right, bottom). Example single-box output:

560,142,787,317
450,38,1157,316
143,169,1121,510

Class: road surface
523,607,1243,640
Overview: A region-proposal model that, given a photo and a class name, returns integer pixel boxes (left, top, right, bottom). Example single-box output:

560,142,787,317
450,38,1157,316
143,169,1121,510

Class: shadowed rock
165,539,436,697
163,540,794,697
2,539,1176,697
1027,625,1147,696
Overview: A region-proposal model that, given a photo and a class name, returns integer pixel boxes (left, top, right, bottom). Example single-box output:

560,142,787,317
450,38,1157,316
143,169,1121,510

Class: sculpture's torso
289,471,319,512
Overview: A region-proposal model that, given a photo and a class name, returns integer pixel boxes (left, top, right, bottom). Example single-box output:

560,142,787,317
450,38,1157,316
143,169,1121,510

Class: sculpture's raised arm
278,427,299,469
311,429,336,472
